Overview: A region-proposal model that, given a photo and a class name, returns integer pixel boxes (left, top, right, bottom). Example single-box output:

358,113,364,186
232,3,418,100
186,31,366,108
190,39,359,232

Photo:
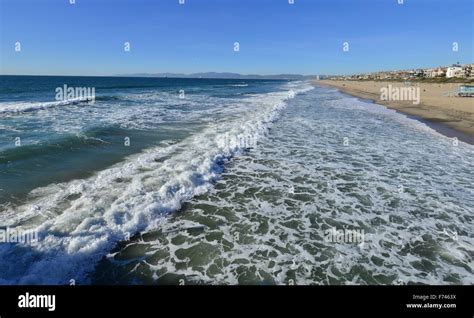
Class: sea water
0,76,472,285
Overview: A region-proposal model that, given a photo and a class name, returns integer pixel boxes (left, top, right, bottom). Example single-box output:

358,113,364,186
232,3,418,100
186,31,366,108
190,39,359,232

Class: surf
0,81,314,284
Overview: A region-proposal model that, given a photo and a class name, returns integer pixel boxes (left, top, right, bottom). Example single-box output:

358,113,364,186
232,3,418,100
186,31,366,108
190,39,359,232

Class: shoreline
314,80,474,145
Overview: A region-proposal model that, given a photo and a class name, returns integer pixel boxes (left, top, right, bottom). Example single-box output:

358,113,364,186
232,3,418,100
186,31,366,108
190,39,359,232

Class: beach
315,80,474,143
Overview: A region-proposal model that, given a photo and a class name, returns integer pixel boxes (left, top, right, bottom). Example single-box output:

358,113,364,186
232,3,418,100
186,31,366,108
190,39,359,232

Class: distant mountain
115,72,317,80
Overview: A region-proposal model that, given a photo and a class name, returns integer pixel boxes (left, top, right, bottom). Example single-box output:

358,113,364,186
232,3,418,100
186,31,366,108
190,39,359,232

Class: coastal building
413,69,424,78
423,67,445,78
329,63,471,81
446,65,463,78
423,69,435,78
434,67,447,77
462,64,474,79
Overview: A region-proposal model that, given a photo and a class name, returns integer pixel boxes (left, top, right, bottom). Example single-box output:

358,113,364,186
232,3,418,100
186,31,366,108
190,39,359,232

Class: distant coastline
113,72,316,80
0,73,316,80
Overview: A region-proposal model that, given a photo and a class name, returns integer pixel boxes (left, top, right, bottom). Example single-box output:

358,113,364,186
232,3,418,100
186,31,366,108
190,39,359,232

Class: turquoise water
0,76,283,204
0,76,473,285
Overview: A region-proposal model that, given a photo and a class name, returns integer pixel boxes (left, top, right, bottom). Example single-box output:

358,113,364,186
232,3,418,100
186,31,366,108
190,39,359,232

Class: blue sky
0,0,472,76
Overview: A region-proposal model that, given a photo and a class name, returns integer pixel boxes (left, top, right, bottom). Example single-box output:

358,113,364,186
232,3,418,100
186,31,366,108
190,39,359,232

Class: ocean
0,75,472,285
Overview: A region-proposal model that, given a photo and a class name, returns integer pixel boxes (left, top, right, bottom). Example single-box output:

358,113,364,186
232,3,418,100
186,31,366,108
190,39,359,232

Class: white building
423,69,435,78
446,66,463,78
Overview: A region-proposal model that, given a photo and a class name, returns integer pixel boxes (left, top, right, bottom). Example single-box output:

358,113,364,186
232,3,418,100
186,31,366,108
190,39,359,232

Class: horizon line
0,73,317,79
2,61,472,78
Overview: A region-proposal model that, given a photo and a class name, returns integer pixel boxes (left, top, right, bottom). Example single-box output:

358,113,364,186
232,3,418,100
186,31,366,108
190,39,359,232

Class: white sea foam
0,81,314,284
0,96,95,114
94,86,474,285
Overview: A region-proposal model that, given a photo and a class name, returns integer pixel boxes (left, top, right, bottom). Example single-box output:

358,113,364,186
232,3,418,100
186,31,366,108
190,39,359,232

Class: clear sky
0,0,472,76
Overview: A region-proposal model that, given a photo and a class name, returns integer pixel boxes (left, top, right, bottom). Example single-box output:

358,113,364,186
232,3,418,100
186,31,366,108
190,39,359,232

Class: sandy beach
315,80,474,143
